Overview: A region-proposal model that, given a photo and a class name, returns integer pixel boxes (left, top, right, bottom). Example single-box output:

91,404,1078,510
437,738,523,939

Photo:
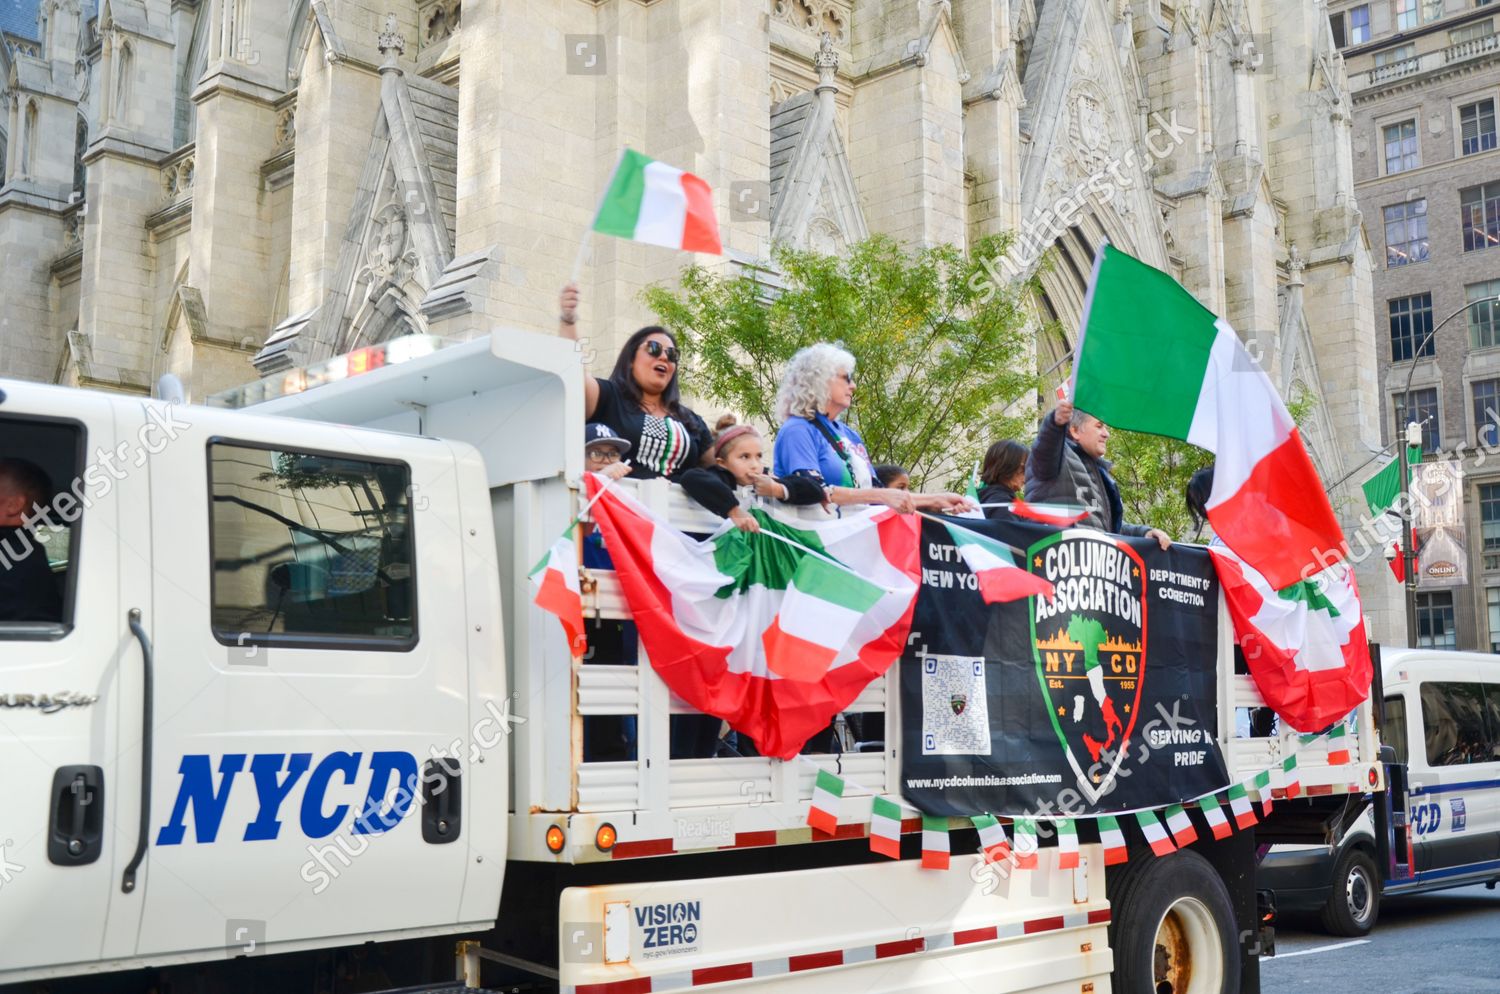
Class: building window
1415,592,1457,648
1376,42,1418,66
1461,99,1498,155
1396,386,1442,451
1351,4,1373,42
1451,19,1494,43
1396,0,1418,29
1482,484,1500,551
1490,589,1500,651
1468,279,1500,346
1385,199,1430,266
1390,293,1436,360
1422,0,1444,21
1462,181,1500,250
1476,378,1500,444
1384,119,1420,174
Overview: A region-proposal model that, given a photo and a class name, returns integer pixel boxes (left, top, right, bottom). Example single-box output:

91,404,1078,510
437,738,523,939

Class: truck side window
1383,695,1408,765
1482,684,1500,763
0,417,82,640
208,442,417,648
1419,682,1491,767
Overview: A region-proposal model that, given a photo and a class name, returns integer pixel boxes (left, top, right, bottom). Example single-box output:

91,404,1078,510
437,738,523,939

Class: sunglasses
642,340,680,364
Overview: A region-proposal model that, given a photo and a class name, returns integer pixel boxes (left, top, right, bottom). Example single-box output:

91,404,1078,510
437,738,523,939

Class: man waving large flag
1072,245,1346,589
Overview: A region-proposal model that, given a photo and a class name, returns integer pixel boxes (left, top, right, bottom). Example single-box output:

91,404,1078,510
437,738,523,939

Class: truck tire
1109,848,1241,994
1318,846,1380,937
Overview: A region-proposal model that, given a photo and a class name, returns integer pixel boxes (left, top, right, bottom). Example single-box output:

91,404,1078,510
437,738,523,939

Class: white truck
0,328,1388,994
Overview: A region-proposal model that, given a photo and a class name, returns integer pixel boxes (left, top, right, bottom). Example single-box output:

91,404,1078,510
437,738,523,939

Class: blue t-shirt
773,415,872,486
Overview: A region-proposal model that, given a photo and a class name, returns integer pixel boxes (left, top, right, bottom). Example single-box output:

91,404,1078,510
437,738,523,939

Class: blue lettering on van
635,901,701,950
156,751,420,845
1411,801,1443,836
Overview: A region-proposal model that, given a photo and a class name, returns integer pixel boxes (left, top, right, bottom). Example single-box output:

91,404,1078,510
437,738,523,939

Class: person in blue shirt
771,342,969,514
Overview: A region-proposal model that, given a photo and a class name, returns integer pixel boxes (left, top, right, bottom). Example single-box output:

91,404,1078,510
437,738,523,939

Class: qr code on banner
921,654,990,755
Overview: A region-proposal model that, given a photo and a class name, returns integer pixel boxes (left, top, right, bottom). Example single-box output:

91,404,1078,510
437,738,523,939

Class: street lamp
1397,294,1500,649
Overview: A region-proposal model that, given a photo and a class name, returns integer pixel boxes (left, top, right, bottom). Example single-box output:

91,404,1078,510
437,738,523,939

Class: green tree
643,234,1038,488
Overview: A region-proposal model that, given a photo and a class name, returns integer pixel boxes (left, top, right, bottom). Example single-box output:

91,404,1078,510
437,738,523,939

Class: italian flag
1252,769,1274,815
870,796,903,859
1074,244,1346,590
921,815,950,870
1200,793,1233,840
1098,815,1129,865
1136,810,1177,858
1282,753,1303,799
1227,783,1258,830
1056,819,1080,869
1007,499,1088,527
807,769,844,836
942,521,1055,604
1013,818,1039,870
1326,722,1351,765
1209,546,1372,732
529,529,586,657
971,814,1012,864
592,148,722,255
1164,804,1198,847
585,476,920,759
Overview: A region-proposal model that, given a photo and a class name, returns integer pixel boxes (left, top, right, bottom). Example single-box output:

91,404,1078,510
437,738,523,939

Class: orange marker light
545,825,566,854
595,823,617,852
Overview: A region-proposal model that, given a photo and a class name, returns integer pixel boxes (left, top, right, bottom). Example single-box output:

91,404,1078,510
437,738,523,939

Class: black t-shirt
0,526,64,623
592,377,713,481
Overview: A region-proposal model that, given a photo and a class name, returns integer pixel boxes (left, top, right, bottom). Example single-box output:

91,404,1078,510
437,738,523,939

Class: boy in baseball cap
585,423,633,481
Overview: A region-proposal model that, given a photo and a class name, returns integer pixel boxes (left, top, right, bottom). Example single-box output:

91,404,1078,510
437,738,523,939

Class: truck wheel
1109,848,1241,994
1319,846,1379,937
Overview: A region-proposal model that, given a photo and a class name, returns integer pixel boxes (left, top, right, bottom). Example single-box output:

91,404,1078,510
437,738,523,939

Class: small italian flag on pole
1007,499,1088,527
1098,815,1129,865
1282,753,1303,799
942,521,1056,604
870,796,903,859
1199,793,1233,841
971,814,1011,864
1253,769,1275,814
1227,783,1258,829
1326,722,1351,765
592,148,722,255
1013,818,1039,869
807,769,844,836
1164,804,1198,847
921,815,950,870
1136,810,1177,858
762,553,886,682
529,528,587,657
1056,819,1080,869
1073,244,1346,590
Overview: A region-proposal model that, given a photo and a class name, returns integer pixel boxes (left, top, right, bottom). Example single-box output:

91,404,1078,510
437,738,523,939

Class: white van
1258,648,1500,935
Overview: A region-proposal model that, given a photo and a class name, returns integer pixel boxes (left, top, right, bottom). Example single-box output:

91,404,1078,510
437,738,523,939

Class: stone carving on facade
161,149,194,203
358,202,419,293
274,102,296,150
377,13,405,59
773,0,849,46
419,0,460,47
1066,79,1112,175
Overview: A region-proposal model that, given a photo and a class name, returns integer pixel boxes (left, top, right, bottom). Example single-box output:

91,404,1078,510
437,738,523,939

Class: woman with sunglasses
560,283,714,480
772,343,971,514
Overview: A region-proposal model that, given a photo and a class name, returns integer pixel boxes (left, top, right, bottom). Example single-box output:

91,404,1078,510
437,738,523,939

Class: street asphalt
1258,883,1500,991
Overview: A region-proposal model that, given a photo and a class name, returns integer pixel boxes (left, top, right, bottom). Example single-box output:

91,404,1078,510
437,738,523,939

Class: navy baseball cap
585,423,632,455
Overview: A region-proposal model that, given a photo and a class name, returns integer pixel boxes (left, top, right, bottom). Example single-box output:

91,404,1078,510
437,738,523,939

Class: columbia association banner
900,517,1228,817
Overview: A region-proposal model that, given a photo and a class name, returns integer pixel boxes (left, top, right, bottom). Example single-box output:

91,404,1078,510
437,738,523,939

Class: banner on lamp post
1410,460,1468,589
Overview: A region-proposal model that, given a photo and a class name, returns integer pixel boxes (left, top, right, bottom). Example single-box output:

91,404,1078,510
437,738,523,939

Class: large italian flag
592,148,722,255
1073,245,1345,590
585,475,919,759
1209,545,1372,731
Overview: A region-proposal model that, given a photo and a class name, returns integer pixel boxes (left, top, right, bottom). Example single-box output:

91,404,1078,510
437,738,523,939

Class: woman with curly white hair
772,343,969,513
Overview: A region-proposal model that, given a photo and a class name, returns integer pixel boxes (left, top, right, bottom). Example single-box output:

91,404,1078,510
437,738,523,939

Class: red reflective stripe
900,817,922,833
875,937,925,958
1024,916,1065,934
574,979,653,994
789,950,844,971
692,963,753,985
611,838,675,859
1088,908,1112,924
831,823,867,840
953,926,999,945
732,831,777,848
1307,784,1334,796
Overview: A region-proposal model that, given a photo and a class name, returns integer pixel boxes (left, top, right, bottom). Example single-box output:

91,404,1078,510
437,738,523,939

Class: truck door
1411,678,1498,874
132,413,474,959
0,386,150,977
